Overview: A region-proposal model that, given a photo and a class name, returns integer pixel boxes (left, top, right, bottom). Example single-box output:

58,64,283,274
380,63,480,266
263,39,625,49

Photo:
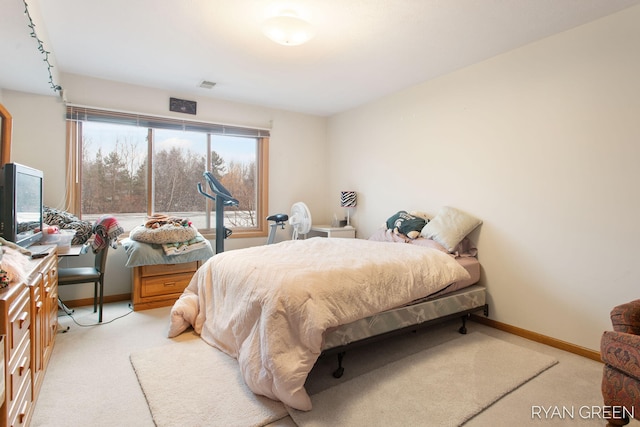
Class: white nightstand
310,225,356,239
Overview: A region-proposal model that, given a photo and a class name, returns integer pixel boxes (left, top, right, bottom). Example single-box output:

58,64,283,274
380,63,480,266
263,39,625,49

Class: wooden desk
58,245,89,256
56,245,88,257
29,244,88,258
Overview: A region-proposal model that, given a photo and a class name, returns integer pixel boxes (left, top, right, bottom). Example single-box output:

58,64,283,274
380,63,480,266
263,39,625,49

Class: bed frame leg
459,304,489,334
459,316,468,334
333,352,345,378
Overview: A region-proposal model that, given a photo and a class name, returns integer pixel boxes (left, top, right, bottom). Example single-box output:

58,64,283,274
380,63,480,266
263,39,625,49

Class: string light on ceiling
22,0,62,93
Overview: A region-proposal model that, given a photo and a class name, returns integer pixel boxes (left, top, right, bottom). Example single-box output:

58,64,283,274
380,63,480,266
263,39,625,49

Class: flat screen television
0,162,44,247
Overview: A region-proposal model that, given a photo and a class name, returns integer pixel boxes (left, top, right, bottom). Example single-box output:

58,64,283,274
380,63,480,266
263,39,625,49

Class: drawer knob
18,311,28,328
19,400,28,423
19,356,28,375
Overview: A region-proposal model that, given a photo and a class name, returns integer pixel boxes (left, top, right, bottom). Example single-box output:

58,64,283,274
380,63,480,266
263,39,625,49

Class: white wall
326,6,640,351
2,77,327,302
3,91,67,203
4,6,639,351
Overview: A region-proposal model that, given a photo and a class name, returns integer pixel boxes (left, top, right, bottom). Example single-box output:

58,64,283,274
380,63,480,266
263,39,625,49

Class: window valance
65,105,270,138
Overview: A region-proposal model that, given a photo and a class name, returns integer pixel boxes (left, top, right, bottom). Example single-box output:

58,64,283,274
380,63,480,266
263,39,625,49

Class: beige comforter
168,237,470,410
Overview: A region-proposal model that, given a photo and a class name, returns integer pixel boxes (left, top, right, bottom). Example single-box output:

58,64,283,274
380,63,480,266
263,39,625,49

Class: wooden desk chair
58,245,109,322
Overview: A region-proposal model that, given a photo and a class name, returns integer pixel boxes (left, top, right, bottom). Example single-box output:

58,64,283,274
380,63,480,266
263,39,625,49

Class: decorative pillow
385,211,428,239
420,206,482,252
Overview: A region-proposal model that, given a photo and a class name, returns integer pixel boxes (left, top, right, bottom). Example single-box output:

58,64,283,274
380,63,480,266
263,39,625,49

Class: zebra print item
340,191,357,207
43,207,94,245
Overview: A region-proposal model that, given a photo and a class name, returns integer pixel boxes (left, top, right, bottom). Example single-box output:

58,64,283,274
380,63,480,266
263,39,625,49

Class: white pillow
420,206,482,252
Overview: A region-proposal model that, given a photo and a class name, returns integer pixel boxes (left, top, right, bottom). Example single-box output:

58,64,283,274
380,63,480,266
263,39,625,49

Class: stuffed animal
385,210,428,239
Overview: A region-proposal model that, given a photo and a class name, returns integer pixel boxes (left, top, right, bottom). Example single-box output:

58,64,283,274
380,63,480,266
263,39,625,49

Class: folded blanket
162,236,207,256
44,206,93,245
91,215,124,253
121,238,214,267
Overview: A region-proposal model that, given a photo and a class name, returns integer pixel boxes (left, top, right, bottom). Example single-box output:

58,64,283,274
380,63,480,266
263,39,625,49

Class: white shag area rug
130,338,288,427
288,332,558,427
131,332,557,427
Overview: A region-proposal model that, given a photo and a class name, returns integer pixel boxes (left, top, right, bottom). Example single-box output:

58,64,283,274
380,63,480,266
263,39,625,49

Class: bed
168,207,486,411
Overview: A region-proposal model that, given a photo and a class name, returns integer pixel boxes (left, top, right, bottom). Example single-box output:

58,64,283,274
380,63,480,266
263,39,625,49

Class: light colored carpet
130,338,289,427
32,303,630,426
288,332,558,427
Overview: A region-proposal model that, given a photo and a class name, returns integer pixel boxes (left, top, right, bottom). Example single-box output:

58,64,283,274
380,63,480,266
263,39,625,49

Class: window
65,106,269,239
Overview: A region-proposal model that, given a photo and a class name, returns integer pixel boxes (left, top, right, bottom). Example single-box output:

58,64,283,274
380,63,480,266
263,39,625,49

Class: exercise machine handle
197,171,239,254
197,171,239,206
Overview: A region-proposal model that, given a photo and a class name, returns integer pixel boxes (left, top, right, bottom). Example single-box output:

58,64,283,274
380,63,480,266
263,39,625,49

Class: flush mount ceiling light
262,9,315,46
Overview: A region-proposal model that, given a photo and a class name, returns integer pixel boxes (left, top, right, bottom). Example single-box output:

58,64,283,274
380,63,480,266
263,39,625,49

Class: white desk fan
289,202,312,240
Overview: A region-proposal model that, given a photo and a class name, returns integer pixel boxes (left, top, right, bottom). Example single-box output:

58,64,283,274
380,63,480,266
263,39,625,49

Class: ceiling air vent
199,80,216,89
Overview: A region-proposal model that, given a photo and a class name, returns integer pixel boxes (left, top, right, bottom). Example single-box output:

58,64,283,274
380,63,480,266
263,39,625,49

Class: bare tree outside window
77,121,264,235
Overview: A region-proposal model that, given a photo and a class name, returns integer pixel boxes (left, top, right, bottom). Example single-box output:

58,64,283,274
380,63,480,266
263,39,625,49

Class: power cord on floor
58,299,134,327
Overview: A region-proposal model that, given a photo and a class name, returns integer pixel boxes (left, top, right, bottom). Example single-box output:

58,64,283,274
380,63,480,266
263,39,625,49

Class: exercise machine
266,213,288,244
197,171,239,254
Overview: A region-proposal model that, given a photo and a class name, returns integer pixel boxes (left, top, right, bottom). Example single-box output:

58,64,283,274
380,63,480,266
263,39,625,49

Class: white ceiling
1,0,639,116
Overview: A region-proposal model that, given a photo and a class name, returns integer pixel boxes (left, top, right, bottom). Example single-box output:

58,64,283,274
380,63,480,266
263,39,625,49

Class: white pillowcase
420,206,482,252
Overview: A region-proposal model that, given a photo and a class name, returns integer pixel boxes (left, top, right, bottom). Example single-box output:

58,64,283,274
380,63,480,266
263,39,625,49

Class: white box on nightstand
310,225,356,239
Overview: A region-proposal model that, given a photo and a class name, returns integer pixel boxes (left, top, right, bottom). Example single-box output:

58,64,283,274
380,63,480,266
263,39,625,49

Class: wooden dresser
0,249,58,427
131,261,200,311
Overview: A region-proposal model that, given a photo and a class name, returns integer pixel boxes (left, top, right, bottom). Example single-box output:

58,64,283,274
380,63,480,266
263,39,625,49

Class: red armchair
601,300,640,426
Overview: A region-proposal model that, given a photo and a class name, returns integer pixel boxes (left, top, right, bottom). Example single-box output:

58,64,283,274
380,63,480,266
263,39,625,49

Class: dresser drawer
140,262,199,277
8,287,30,359
140,273,193,298
7,335,30,403
0,251,57,427
8,373,31,427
